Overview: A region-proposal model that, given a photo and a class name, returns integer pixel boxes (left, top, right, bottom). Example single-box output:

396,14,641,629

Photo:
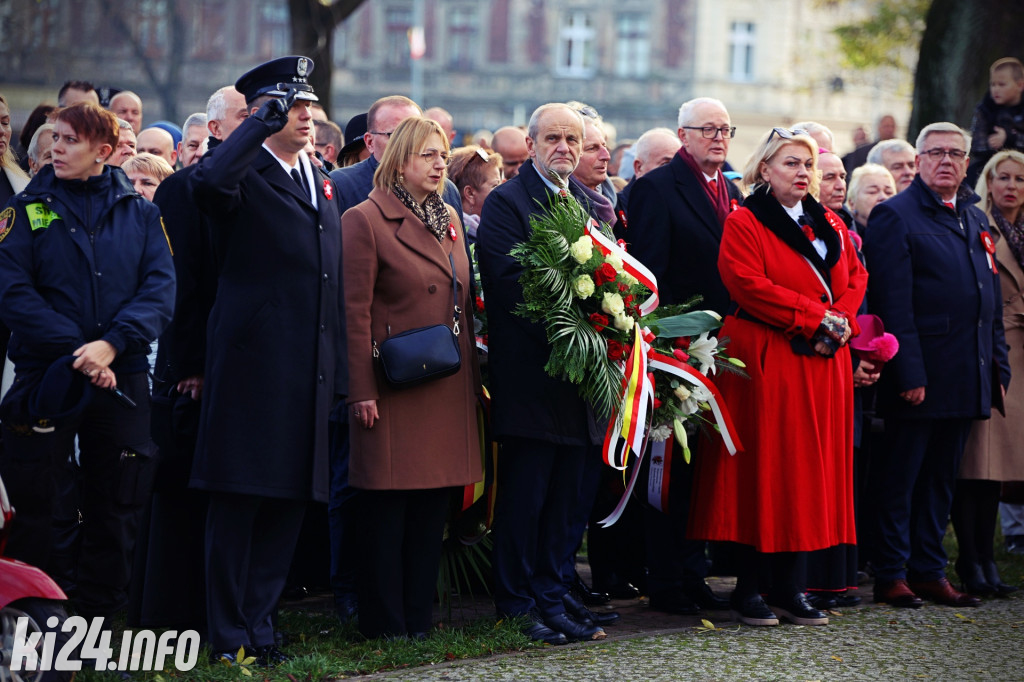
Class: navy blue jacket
476,159,604,446
0,165,175,374
188,116,343,502
622,153,743,316
863,175,1010,419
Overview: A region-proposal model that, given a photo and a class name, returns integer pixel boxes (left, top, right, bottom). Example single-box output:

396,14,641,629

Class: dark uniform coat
623,152,743,316
342,188,481,490
476,159,603,446
863,176,1010,419
188,116,343,503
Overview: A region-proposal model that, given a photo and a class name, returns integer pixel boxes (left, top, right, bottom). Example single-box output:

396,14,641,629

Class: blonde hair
122,152,174,183
991,57,1024,82
373,117,449,193
742,129,820,200
847,163,896,215
976,149,1024,216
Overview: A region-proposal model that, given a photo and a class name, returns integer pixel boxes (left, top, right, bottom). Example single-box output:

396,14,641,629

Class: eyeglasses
767,127,810,143
920,148,967,161
418,149,451,164
573,105,600,120
682,125,737,139
370,130,395,138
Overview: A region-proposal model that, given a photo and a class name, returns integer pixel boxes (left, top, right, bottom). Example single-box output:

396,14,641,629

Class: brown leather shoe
908,578,981,607
873,578,924,608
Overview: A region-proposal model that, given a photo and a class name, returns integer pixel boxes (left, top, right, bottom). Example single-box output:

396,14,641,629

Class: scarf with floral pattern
393,183,450,243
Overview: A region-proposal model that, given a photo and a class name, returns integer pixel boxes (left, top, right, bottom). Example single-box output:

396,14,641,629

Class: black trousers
355,487,452,639
204,493,306,651
0,372,154,618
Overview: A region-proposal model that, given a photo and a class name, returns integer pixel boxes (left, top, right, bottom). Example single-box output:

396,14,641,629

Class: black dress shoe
562,592,621,626
729,593,778,626
572,571,610,606
685,581,730,610
981,559,1019,596
650,590,700,615
833,592,862,608
255,645,291,667
768,593,828,626
544,612,607,642
806,593,837,610
956,559,995,597
521,611,568,645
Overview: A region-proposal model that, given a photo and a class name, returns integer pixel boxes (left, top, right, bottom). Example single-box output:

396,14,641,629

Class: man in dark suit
615,126,681,226
864,122,1009,609
188,56,343,665
622,97,742,616
477,103,609,646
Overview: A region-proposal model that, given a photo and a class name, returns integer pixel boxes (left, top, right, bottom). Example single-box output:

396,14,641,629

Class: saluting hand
252,88,298,134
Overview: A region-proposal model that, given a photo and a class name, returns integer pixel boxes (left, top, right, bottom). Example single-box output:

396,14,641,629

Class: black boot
955,558,994,597
981,559,1019,596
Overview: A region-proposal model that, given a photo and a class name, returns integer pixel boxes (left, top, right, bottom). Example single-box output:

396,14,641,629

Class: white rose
619,271,639,287
572,274,596,298
673,384,692,402
601,292,625,315
613,312,634,332
569,236,594,264
604,252,624,272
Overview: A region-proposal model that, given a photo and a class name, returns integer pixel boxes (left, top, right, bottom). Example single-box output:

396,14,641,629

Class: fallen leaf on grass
831,655,843,662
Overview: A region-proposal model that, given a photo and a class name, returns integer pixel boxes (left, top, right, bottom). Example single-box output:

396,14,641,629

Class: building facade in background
0,0,912,159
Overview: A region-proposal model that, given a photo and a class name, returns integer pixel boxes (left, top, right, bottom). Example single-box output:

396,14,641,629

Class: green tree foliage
828,0,931,71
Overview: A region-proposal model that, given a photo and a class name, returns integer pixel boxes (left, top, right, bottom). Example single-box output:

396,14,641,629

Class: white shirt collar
263,145,317,208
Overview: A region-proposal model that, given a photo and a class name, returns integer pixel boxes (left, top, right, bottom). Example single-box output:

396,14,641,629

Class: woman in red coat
690,128,868,626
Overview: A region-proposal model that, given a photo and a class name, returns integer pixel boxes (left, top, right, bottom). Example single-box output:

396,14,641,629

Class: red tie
944,201,955,211
708,178,718,194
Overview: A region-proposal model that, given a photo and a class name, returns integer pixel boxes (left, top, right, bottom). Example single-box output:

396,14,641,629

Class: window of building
386,6,414,68
447,5,478,69
137,0,168,57
256,2,289,59
615,12,650,78
728,21,755,82
555,10,595,78
192,0,226,59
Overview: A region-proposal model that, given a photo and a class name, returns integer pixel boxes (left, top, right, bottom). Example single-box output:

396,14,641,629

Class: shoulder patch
25,202,61,231
0,207,13,243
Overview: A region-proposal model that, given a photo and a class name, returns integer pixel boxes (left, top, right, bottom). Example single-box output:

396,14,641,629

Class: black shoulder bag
375,252,462,388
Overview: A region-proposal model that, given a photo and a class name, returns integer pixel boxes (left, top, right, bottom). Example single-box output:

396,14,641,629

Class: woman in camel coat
343,117,481,640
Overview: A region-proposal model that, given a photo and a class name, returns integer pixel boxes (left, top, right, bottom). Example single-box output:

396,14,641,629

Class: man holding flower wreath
478,103,611,645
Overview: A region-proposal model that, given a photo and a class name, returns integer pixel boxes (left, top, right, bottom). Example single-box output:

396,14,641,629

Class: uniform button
428,284,438,293
980,358,985,366
978,282,984,289
979,321,984,328
97,323,103,328
318,374,325,384
323,273,329,281
70,228,76,233
318,225,324,233
320,323,326,332
95,272,102,277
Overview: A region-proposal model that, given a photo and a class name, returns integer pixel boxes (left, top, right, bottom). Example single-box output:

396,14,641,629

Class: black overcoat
187,116,343,502
622,153,742,316
476,159,603,446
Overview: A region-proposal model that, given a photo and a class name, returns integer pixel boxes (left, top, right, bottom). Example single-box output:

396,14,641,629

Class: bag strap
449,252,462,336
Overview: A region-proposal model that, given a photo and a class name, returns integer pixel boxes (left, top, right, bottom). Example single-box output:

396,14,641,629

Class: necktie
291,168,308,200
943,201,955,211
708,178,718,195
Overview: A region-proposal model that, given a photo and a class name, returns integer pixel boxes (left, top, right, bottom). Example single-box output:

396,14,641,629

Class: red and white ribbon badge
323,179,333,200
980,231,998,274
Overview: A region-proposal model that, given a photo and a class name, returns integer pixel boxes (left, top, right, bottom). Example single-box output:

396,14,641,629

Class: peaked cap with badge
235,56,319,104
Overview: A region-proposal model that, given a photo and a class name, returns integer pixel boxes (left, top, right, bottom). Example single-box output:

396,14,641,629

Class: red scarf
677,147,729,226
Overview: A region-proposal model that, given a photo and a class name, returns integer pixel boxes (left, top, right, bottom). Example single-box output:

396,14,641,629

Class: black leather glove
252,88,298,134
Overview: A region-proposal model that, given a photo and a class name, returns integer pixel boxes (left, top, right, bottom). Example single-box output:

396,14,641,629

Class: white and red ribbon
585,219,659,316
981,231,998,275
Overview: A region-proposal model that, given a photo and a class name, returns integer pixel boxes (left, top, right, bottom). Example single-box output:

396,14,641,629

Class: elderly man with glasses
863,122,1010,609
617,97,743,618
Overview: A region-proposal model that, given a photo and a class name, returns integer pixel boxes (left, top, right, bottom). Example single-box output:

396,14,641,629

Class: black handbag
375,252,462,388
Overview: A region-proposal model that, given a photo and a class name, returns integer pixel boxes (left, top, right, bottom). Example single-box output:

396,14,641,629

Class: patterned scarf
393,183,450,243
677,147,729,226
993,209,1024,271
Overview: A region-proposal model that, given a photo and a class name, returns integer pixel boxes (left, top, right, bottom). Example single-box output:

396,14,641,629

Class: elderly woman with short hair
690,127,868,627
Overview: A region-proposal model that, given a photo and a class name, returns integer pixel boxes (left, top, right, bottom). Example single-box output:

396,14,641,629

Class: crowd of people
0,52,1023,665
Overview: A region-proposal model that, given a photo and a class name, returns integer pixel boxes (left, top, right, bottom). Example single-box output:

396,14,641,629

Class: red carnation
673,348,690,362
475,296,485,312
589,313,609,332
617,239,628,252
653,397,663,409
607,339,626,361
594,263,618,286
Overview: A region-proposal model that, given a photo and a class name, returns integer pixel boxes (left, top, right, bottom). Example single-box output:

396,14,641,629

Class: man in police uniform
188,56,344,665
